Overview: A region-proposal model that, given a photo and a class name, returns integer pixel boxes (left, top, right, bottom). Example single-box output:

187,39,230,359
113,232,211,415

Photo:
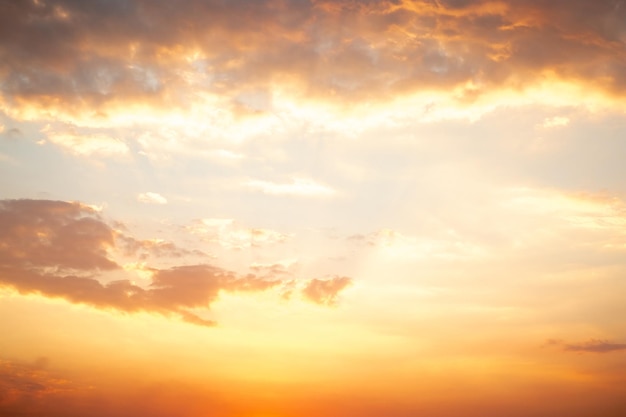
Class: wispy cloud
540,116,570,128
118,235,205,260
42,125,129,157
0,357,77,404
547,339,626,353
136,192,167,205
347,228,483,260
187,218,291,249
246,177,336,198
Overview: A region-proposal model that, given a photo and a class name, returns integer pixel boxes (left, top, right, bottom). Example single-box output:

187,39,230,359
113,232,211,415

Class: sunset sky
1,1,626,416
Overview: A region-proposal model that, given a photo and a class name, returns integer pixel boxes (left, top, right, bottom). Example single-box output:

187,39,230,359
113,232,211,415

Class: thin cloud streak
137,192,167,205
246,177,337,197
547,339,626,353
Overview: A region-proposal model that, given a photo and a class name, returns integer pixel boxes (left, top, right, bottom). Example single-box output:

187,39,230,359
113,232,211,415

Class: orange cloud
302,276,352,306
0,199,117,271
548,339,626,354
0,199,351,325
0,357,238,417
2,0,625,124
0,200,278,325
0,357,80,417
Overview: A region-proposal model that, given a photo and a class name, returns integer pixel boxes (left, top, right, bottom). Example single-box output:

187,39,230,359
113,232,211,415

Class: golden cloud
302,275,352,306
1,0,625,127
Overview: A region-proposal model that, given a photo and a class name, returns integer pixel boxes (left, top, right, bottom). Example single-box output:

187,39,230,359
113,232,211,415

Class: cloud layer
2,0,626,121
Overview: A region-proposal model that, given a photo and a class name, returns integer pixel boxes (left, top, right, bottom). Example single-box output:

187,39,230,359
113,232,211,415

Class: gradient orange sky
1,1,626,416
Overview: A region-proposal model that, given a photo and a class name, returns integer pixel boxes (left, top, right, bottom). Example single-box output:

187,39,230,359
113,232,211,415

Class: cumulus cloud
0,199,118,271
302,276,352,306
0,199,350,326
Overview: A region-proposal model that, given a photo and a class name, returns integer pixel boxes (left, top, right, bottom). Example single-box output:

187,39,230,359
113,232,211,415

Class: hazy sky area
1,1,626,416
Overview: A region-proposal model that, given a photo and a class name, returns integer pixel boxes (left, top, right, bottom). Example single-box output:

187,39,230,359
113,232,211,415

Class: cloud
3,0,624,129
0,261,280,328
503,187,626,233
0,199,349,326
0,199,118,271
246,177,336,197
118,235,205,261
0,357,77,411
540,116,570,128
547,339,626,353
250,259,298,277
0,200,280,325
47,132,128,157
187,218,290,249
347,228,484,260
302,276,352,306
136,192,167,205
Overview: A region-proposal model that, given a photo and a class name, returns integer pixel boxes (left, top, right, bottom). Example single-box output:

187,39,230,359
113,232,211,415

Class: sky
1,0,626,416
